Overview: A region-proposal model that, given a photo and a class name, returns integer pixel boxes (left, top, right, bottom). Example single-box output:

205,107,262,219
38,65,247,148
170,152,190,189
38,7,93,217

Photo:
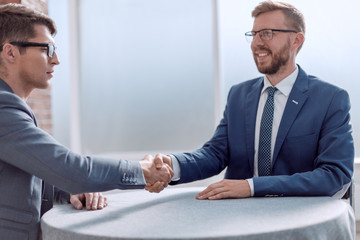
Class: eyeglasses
245,29,298,42
9,41,57,58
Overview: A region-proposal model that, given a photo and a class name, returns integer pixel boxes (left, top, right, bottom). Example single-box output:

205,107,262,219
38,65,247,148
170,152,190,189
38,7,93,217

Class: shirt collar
262,66,299,97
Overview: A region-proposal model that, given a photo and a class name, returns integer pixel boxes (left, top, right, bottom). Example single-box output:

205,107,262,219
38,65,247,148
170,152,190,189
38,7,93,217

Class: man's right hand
140,154,173,193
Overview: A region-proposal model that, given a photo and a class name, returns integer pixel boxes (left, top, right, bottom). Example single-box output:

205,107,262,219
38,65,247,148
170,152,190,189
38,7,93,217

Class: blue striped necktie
258,87,277,176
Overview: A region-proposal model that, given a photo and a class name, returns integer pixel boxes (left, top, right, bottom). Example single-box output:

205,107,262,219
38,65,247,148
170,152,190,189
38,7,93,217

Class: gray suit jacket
0,79,146,240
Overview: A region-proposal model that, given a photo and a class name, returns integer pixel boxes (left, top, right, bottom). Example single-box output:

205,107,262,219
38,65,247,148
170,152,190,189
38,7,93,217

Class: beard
253,40,291,75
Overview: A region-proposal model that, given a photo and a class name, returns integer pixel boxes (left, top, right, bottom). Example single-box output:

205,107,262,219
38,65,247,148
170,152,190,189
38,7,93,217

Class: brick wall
0,0,52,135
27,89,53,135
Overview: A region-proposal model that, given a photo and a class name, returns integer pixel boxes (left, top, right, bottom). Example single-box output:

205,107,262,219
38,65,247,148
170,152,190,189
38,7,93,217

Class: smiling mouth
255,52,270,64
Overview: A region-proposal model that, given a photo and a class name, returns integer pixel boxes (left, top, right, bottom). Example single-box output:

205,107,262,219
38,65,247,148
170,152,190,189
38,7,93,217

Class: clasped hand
140,154,174,193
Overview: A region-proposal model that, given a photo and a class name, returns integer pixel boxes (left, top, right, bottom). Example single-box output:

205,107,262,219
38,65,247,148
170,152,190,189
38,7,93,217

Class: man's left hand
70,192,108,210
196,179,251,200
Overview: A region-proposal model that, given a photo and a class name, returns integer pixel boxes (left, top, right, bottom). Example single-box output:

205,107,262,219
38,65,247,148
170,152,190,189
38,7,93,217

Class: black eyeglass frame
7,41,56,58
245,29,298,42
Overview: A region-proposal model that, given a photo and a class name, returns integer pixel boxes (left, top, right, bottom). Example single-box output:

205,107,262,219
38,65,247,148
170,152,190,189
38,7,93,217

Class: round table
41,187,355,240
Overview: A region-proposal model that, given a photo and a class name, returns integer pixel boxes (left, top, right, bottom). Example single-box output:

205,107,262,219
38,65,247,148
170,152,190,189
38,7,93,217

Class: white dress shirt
247,67,298,196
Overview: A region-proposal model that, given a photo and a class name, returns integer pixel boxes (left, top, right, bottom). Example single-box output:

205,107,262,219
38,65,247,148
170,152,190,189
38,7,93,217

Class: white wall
50,0,217,154
78,0,216,154
49,1,71,148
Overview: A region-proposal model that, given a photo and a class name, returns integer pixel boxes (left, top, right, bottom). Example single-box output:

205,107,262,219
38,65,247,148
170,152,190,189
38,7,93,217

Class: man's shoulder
0,88,25,108
0,79,18,102
304,73,347,96
230,76,262,90
297,66,346,94
227,76,263,96
0,84,33,124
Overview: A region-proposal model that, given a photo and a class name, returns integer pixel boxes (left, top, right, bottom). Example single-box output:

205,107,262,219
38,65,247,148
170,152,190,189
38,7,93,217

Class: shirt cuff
169,155,181,181
246,178,254,197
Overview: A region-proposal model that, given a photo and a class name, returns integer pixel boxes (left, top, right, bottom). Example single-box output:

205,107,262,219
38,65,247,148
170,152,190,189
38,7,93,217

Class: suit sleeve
253,89,354,197
0,92,146,194
171,90,232,184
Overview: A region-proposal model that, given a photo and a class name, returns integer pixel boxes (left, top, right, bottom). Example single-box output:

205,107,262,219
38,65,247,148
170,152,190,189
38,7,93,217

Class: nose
251,33,265,51
50,51,60,65
252,33,264,45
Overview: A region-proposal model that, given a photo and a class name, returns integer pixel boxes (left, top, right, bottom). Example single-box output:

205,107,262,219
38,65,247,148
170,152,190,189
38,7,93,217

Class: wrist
139,161,150,182
166,155,174,170
169,155,181,181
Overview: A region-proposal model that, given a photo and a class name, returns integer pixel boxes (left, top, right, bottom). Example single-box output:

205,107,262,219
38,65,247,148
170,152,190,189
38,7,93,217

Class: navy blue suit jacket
173,66,354,197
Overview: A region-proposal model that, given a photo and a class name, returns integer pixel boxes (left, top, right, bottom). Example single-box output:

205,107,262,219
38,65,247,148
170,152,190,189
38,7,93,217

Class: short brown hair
252,1,305,34
0,3,56,48
252,1,305,52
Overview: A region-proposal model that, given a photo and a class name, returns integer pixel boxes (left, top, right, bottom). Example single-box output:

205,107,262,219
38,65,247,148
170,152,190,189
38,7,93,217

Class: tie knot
267,87,277,97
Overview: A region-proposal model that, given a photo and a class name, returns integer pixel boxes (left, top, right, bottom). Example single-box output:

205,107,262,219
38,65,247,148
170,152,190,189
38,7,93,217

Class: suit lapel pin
292,100,299,105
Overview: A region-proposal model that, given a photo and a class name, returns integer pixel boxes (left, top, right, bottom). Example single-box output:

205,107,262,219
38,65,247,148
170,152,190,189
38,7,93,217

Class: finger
97,193,104,209
145,181,160,192
198,187,226,200
142,154,154,161
85,193,94,210
160,165,172,183
163,155,173,168
145,183,151,191
208,191,229,200
70,194,84,210
161,162,174,180
91,192,99,210
104,196,108,207
146,181,164,193
150,182,165,193
196,186,214,199
165,164,174,180
196,183,222,199
154,154,164,169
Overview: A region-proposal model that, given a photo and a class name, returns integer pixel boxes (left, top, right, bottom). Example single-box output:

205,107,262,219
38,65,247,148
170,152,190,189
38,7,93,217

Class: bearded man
149,1,354,200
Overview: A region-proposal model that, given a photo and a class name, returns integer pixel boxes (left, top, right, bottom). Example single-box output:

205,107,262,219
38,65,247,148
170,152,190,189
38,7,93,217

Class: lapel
272,66,309,165
245,78,263,173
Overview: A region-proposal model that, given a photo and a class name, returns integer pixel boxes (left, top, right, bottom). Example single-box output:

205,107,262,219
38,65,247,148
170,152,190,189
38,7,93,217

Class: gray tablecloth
41,187,355,240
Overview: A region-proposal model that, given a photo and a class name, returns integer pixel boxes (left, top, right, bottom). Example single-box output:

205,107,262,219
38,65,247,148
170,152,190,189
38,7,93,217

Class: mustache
254,46,272,54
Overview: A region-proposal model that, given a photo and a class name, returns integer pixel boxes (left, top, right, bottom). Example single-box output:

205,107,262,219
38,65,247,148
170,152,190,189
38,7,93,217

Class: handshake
138,153,252,199
139,153,174,193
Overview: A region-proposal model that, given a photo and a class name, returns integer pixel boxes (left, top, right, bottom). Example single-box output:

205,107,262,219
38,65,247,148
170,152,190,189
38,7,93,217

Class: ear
292,32,305,51
1,43,18,64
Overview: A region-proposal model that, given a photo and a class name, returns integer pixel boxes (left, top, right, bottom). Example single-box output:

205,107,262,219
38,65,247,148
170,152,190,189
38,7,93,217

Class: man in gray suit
0,4,173,240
